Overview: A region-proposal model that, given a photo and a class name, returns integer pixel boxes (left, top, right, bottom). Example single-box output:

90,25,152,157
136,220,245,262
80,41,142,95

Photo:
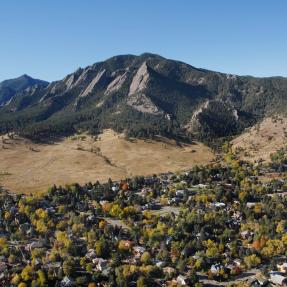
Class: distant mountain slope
0,54,286,144
231,115,287,162
0,74,48,106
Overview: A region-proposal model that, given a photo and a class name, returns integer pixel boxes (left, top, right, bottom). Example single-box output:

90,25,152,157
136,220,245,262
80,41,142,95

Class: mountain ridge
0,53,286,145
0,74,48,106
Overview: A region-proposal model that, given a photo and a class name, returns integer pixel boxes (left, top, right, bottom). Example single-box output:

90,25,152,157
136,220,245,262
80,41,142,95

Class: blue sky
0,0,286,82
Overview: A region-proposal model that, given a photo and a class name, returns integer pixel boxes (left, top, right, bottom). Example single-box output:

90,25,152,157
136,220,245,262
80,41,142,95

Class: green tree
140,252,151,265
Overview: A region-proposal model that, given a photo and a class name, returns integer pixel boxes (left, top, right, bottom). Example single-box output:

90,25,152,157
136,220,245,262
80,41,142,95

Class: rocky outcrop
64,74,75,91
185,101,210,132
127,93,163,115
126,62,163,115
79,69,106,97
129,62,149,95
105,72,127,96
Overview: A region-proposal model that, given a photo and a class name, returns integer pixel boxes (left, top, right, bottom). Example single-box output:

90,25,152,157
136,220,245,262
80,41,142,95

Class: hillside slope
0,54,286,143
0,74,48,106
0,130,214,193
231,116,287,161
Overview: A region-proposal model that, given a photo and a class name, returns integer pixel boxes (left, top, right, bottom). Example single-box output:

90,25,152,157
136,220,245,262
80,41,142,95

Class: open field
0,130,214,194
231,116,287,162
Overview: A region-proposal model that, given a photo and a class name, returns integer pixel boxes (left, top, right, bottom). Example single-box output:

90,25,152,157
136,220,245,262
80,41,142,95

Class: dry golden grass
231,116,287,162
0,129,214,194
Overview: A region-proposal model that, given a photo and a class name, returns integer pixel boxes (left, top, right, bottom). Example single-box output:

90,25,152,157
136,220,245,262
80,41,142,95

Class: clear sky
0,0,286,82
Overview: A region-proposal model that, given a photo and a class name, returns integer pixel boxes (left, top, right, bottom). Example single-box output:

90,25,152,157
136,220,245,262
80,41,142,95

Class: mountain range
0,74,48,107
1,53,286,144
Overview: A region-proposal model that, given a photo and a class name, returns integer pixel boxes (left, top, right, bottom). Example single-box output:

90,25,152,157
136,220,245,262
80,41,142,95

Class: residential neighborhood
0,146,287,286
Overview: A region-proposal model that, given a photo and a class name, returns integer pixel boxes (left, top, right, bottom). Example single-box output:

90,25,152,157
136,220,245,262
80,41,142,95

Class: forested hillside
0,74,48,106
0,54,286,144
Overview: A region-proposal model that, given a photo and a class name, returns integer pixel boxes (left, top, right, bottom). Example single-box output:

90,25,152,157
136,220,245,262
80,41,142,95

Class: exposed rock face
127,93,163,115
129,62,149,95
185,101,210,132
80,69,106,97
48,82,58,95
126,62,163,115
74,67,92,86
64,67,94,92
233,108,239,120
105,72,127,96
64,74,75,91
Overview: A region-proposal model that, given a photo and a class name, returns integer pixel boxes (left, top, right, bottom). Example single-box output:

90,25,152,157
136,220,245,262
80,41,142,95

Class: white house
277,263,287,274
270,272,287,286
177,275,187,286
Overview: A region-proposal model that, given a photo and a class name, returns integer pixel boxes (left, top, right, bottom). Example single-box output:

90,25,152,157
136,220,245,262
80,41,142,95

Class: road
198,268,262,286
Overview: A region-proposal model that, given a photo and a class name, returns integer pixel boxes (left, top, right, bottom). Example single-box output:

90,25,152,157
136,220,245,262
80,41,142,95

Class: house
210,263,225,274
247,202,256,208
136,188,150,197
234,259,242,267
154,260,165,268
99,200,109,206
102,266,112,277
86,249,97,259
240,230,254,240
175,190,186,197
61,276,75,287
278,263,287,274
231,211,242,220
255,274,269,286
162,266,176,277
247,277,268,287
96,258,108,272
19,223,31,233
46,207,56,214
133,246,146,258
247,274,269,286
92,258,98,264
177,275,188,286
26,240,43,251
165,236,173,245
223,183,233,190
168,197,181,205
210,202,226,208
142,203,158,210
270,272,287,286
